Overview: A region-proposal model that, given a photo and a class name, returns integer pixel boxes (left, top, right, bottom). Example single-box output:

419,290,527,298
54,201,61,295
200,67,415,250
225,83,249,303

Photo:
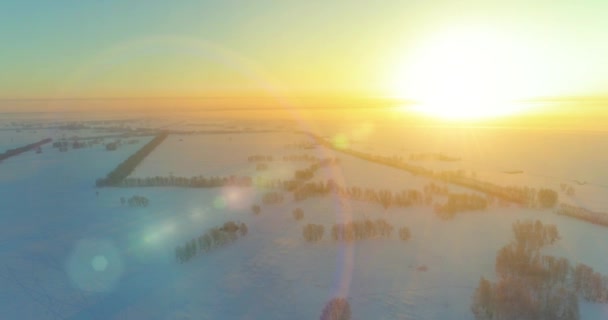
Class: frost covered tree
398,226,411,241
537,188,558,208
293,208,304,221
239,222,248,236
471,277,494,320
303,224,324,242
251,204,261,215
320,298,351,320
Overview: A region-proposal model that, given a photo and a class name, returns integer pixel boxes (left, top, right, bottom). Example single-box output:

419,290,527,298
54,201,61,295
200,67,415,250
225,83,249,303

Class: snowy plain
2,118,608,319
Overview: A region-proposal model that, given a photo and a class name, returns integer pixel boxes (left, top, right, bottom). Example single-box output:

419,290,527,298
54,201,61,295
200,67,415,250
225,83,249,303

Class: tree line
302,224,324,242
110,155,338,190
557,203,608,227
248,153,337,163
262,191,284,205
331,218,395,242
409,152,461,162
117,175,253,188
120,195,150,207
434,193,489,220
306,132,561,208
175,221,248,263
0,138,52,162
96,132,168,187
292,181,428,209
301,219,412,243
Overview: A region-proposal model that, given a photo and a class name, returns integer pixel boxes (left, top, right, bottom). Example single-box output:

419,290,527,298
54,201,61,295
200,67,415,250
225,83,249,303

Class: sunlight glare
392,26,535,120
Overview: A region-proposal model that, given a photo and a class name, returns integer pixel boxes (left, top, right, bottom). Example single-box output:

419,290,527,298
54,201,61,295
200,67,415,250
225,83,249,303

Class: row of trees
302,224,324,242
409,152,461,162
114,155,338,191
282,154,328,162
121,195,149,207
247,153,336,163
117,175,253,188
301,219,411,243
175,221,248,263
53,137,138,153
247,155,274,162
434,193,489,220
255,163,268,171
262,192,285,205
423,182,450,196
331,218,395,241
284,141,316,150
309,132,563,208
292,181,428,210
96,132,168,187
293,158,339,181
0,138,52,161
557,203,608,227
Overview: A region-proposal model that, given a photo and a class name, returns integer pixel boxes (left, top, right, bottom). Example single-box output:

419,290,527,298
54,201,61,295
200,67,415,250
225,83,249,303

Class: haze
2,2,608,320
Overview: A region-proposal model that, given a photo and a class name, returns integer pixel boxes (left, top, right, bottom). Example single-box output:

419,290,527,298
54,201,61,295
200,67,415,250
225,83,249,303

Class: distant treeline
409,152,461,162
96,132,168,187
301,219,412,243
117,175,253,188
112,157,339,190
248,154,338,163
0,138,52,161
175,221,248,263
120,195,149,207
330,218,394,241
291,179,491,216
557,203,608,227
306,132,559,208
292,180,427,209
434,193,489,219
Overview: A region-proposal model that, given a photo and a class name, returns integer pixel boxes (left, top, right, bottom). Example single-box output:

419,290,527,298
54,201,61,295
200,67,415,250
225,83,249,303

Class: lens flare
66,239,124,292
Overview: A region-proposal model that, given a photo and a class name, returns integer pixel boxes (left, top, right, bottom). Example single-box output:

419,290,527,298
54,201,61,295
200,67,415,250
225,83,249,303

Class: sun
391,27,533,120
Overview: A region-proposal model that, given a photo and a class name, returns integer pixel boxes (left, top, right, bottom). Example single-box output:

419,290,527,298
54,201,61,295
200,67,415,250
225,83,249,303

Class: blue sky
1,0,607,100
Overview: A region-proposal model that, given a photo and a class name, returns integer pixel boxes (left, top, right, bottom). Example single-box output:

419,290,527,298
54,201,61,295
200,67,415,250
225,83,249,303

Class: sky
1,0,608,108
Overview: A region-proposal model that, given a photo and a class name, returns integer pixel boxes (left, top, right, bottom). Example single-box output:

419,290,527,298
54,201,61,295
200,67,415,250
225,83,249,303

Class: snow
2,123,608,319
130,132,320,180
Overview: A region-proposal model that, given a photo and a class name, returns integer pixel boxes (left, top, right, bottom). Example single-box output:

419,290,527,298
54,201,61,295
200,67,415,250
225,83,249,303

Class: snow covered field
130,132,321,181
2,121,608,319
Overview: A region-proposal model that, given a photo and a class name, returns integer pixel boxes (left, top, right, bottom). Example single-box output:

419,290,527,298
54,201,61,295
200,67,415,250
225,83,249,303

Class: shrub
239,222,248,236
252,204,261,215
537,188,558,208
320,298,351,320
303,224,324,242
262,192,284,205
175,220,248,263
221,221,240,233
331,218,394,242
127,195,149,207
293,208,304,221
398,227,411,241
